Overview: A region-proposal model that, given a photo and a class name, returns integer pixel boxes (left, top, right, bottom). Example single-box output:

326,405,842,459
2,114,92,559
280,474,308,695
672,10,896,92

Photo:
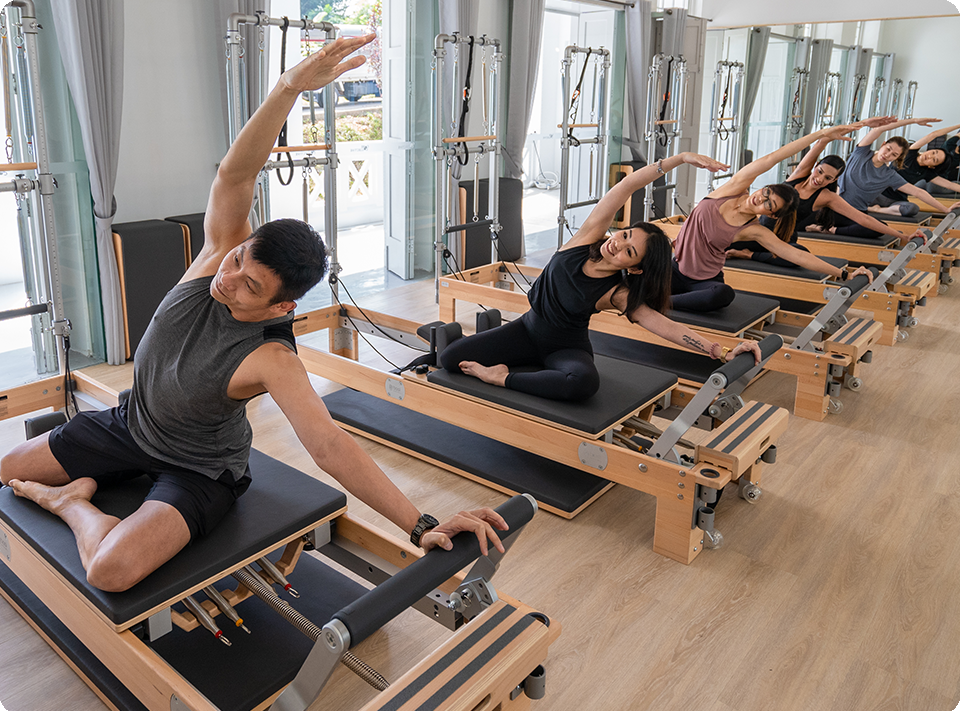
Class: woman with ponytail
439,152,761,402
727,122,922,265
670,124,872,313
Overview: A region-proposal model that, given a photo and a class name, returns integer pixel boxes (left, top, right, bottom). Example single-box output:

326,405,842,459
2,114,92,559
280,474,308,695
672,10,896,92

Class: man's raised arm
202,34,375,257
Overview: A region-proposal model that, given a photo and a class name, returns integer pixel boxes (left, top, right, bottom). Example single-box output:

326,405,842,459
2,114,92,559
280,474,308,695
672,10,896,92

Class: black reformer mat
668,292,779,333
797,230,900,247
724,255,848,281
588,333,720,385
0,450,371,711
427,354,677,435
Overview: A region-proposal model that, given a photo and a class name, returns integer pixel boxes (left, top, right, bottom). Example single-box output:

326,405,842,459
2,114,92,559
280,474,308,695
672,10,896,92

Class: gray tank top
127,276,296,481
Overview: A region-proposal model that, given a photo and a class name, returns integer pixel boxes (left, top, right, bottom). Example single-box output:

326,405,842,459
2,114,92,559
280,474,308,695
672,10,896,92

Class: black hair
589,221,673,316
816,154,846,190
765,183,800,242
246,218,329,304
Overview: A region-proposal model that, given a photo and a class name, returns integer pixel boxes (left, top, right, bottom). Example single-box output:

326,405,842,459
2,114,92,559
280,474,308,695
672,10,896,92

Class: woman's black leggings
670,260,735,312
832,211,883,238
438,318,600,402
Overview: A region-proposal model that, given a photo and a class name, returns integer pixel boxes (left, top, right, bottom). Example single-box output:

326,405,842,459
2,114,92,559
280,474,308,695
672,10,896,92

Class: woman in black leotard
438,152,762,402
726,126,919,266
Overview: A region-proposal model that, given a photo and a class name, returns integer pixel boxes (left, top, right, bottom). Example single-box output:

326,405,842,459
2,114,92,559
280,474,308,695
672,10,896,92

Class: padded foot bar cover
322,388,610,515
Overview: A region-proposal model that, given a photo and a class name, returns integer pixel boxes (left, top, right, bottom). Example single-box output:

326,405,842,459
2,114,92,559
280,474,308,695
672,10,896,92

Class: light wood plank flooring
2,276,960,711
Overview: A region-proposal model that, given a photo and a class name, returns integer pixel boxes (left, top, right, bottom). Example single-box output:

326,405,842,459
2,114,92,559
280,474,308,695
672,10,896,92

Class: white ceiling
699,0,959,28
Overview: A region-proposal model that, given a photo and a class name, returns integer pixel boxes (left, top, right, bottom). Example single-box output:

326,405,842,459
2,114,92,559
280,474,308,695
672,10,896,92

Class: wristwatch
410,513,439,547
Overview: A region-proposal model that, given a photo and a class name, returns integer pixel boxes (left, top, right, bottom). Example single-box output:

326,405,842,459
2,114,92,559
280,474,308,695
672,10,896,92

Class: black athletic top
127,276,296,482
898,149,953,185
524,243,622,350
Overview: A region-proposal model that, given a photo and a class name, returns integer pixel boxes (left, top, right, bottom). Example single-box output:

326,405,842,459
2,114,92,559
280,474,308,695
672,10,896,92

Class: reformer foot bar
0,400,557,710
292,307,787,564
434,259,891,421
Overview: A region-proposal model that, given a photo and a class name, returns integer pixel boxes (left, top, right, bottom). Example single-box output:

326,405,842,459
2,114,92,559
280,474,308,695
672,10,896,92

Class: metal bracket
170,695,190,711
305,521,332,550
448,577,499,622
269,619,349,711
143,608,172,642
331,326,354,352
707,394,744,421
0,529,9,562
384,379,405,401
878,250,896,263
577,442,608,470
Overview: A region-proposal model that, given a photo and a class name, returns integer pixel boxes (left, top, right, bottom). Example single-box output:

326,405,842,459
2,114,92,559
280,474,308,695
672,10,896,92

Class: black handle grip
845,267,878,294
333,494,536,644
714,334,783,385
907,235,926,250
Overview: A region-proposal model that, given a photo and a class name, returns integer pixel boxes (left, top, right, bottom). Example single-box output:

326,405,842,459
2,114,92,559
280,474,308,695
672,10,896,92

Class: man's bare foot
459,361,509,387
725,248,754,260
8,477,98,516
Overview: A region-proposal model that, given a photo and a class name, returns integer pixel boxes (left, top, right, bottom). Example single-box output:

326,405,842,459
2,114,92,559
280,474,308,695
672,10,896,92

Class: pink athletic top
674,195,754,280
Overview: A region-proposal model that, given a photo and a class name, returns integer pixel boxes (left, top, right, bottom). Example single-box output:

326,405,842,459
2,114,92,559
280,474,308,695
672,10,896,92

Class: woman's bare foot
8,477,98,516
459,361,509,387
806,224,825,232
725,248,754,260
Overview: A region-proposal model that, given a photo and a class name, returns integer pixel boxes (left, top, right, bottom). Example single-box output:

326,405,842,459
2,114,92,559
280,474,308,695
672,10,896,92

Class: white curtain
50,0,125,364
503,0,545,181
802,38,834,134
623,0,654,162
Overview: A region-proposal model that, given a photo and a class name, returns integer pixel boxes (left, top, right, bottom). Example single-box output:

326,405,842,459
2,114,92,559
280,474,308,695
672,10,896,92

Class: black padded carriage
724,255,848,280
797,230,899,247
427,354,677,435
0,450,369,711
668,291,779,333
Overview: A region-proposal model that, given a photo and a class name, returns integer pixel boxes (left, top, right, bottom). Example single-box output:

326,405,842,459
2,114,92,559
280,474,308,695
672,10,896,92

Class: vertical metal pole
322,25,340,302
11,1,65,376
596,50,610,212
488,39,501,265
433,36,450,303
643,54,662,222
557,47,573,247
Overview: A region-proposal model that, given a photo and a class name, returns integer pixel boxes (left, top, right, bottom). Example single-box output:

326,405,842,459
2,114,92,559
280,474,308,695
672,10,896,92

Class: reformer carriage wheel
939,283,949,295
907,317,919,328
703,529,724,549
897,329,909,342
945,275,956,285
829,398,843,414
846,377,863,392
738,479,762,504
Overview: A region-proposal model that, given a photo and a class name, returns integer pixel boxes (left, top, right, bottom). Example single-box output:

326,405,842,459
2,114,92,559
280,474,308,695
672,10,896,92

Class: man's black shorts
47,402,250,541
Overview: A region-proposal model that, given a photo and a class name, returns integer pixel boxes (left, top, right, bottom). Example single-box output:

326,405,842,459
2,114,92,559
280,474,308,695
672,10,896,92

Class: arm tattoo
682,334,711,355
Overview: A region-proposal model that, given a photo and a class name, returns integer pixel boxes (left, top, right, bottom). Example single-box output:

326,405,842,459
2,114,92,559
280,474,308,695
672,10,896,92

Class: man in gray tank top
0,37,506,592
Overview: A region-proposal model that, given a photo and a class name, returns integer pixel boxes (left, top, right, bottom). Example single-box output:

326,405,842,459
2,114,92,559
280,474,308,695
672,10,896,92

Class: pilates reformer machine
706,60,743,193
432,32,503,301
556,45,610,247
287,298,789,561
814,71,843,131
0,0,70,384
642,52,688,220
0,376,559,711
436,259,876,421
225,12,342,291
795,212,959,299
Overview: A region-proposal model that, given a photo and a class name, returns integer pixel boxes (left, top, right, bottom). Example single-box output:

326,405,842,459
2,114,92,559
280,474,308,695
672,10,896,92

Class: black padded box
457,178,523,266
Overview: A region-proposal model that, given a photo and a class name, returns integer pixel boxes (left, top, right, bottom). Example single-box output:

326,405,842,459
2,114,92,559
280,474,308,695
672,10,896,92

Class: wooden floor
3,276,960,711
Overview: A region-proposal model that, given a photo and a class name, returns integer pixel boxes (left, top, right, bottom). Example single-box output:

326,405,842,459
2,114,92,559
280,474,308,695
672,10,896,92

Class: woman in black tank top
726,132,917,266
439,152,762,402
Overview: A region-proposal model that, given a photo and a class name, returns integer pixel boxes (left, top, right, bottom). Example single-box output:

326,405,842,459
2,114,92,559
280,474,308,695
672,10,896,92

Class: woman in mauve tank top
439,152,763,402
671,124,874,313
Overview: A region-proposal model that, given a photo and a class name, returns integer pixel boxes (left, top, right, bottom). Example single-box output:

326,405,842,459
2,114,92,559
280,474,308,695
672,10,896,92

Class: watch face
422,514,440,528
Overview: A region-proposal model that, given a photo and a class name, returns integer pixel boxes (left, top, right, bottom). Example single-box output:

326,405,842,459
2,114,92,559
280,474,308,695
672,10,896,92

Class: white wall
114,1,226,223
701,0,958,29
877,16,960,136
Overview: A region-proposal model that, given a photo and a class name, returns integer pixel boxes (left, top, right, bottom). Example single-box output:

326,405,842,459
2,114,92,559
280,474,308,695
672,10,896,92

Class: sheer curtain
623,0,654,162
740,26,771,162
50,0,125,364
503,0,545,181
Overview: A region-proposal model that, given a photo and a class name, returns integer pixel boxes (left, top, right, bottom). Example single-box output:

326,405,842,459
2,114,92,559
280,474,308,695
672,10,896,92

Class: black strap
456,36,476,166
275,17,294,186
566,49,593,148
717,65,731,141
657,57,673,147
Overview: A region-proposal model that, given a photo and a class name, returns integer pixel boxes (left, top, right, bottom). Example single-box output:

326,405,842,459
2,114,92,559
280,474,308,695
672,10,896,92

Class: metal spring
232,567,389,691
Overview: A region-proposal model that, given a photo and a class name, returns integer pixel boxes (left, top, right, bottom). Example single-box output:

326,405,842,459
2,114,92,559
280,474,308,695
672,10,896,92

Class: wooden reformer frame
0,374,559,711
436,262,879,423
292,305,788,565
